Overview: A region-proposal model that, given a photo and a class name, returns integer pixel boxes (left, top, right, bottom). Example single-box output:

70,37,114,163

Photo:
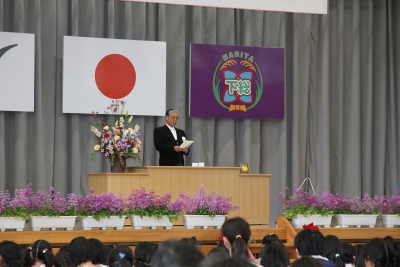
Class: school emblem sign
190,44,284,119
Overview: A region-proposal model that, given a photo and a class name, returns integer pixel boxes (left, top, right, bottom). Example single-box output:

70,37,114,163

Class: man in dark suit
153,109,189,166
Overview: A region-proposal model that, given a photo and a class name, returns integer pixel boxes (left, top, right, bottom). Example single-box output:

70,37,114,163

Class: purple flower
179,185,239,216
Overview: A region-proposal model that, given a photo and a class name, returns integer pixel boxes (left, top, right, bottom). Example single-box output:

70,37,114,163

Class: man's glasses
170,116,179,120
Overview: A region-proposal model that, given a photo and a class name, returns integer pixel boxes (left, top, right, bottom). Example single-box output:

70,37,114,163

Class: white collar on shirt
165,124,177,139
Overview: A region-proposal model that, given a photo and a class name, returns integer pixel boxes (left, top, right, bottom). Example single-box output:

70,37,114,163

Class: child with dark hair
53,252,69,267
292,256,324,267
29,240,54,267
262,234,280,248
68,237,95,267
151,239,204,267
108,246,133,267
256,234,281,263
294,229,335,267
260,242,290,267
221,217,254,261
352,244,365,267
341,243,354,267
323,235,344,267
0,241,23,267
87,239,104,265
133,242,156,267
364,238,389,267
100,244,118,266
202,257,255,267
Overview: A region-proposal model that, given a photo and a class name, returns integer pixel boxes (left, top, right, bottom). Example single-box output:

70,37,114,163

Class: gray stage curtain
0,0,399,222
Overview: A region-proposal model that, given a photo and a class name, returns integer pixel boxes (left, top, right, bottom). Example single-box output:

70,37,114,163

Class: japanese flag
0,32,35,112
63,36,166,115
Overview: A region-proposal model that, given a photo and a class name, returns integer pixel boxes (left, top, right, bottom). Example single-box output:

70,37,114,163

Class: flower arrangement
179,185,239,217
330,193,381,215
279,187,336,219
279,187,390,219
76,188,126,221
24,184,79,217
0,187,30,220
126,187,184,222
90,100,142,166
0,184,78,219
378,192,400,215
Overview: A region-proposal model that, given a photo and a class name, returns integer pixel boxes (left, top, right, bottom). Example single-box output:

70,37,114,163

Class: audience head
0,241,21,267
294,229,325,257
68,236,94,267
134,242,157,267
221,217,251,259
262,234,280,248
364,238,389,267
201,247,230,267
151,239,204,267
30,240,54,267
292,256,324,267
323,235,344,267
393,242,400,254
53,252,69,267
108,246,133,267
179,237,198,246
88,238,104,265
56,245,69,255
341,243,354,265
201,257,255,267
383,237,396,247
260,241,290,267
100,243,119,266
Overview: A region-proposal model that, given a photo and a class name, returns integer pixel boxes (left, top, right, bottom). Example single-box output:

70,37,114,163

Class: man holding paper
153,109,191,166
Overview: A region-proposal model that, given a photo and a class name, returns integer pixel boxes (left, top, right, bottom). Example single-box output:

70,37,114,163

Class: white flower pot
130,215,173,230
80,216,126,230
183,215,226,229
381,214,400,228
0,217,26,232
291,215,333,228
335,214,378,228
30,216,77,231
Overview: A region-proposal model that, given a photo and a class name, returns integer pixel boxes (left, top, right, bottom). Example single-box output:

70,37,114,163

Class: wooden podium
88,166,270,225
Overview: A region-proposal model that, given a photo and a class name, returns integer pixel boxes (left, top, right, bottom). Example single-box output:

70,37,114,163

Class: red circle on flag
95,54,136,99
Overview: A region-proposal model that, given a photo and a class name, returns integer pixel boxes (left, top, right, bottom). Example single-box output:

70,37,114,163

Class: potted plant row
0,184,239,231
279,187,400,228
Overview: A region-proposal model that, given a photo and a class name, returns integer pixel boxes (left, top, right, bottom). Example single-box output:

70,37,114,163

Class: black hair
294,229,325,256
364,238,389,267
341,242,354,265
221,217,251,259
133,242,156,267
384,237,396,246
56,245,69,255
19,245,32,267
108,246,134,267
68,236,94,267
262,234,280,247
54,252,69,267
179,237,198,246
88,238,104,264
354,245,366,267
393,242,400,254
292,256,324,267
201,257,254,267
151,239,204,267
0,241,22,267
100,243,119,265
31,240,54,267
323,235,344,267
260,241,289,267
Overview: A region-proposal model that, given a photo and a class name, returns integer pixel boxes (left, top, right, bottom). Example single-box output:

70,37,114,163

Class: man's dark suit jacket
153,125,189,166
